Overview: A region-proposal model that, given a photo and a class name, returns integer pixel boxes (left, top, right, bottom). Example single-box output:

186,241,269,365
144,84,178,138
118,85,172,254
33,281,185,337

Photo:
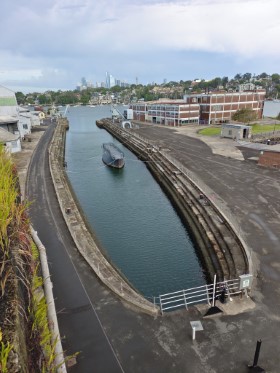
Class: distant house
29,111,41,126
37,111,45,120
19,108,32,138
238,83,256,91
0,127,21,153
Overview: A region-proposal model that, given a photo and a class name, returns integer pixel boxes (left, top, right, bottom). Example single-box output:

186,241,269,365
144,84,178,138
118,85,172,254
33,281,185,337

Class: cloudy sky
1,0,279,93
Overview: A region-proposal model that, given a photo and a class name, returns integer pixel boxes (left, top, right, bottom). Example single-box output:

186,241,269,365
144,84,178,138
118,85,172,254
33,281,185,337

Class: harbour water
263,100,280,117
65,106,206,298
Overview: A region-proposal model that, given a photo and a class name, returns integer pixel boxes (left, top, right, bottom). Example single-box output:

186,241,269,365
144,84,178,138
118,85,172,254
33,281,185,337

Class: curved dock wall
49,119,159,316
96,119,250,281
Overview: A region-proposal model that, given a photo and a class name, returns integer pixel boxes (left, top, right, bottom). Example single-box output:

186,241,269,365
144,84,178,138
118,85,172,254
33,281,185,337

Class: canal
65,105,206,298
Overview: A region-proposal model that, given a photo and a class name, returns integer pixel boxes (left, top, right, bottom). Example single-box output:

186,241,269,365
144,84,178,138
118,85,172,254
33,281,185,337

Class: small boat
102,143,125,169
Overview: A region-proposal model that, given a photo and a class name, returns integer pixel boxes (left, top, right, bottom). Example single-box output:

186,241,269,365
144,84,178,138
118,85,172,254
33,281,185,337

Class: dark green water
65,105,206,298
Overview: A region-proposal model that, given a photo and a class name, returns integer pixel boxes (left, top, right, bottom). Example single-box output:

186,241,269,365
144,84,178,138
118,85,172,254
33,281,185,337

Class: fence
159,278,241,313
251,129,280,141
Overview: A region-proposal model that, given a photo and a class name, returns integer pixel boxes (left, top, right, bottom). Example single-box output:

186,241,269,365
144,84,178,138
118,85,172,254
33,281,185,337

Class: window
212,105,222,111
23,124,28,129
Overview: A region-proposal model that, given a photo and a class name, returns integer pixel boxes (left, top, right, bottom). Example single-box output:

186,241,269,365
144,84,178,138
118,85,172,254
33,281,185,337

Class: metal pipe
31,226,67,373
212,274,217,307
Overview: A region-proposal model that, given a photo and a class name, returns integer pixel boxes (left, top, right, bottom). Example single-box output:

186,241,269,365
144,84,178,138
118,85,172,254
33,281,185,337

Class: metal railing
159,279,240,313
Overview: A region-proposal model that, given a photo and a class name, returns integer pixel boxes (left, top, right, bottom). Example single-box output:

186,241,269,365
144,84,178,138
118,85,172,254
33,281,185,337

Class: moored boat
102,143,125,169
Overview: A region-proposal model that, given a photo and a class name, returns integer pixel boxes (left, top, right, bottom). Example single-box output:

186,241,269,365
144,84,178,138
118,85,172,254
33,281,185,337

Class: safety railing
159,279,240,313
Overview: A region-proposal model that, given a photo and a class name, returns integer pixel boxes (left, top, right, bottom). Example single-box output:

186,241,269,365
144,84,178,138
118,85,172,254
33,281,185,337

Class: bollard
248,339,265,372
192,327,196,341
253,340,262,367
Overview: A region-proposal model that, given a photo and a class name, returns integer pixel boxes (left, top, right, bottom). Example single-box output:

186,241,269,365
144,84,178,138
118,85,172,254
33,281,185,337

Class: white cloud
0,0,279,91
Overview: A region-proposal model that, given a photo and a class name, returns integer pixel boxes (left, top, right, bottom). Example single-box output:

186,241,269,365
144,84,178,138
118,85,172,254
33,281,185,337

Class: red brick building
129,90,266,127
130,97,200,126
194,90,266,125
258,150,280,169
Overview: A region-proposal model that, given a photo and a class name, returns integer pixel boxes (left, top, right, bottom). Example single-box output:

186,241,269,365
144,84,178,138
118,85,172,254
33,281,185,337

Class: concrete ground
13,119,280,373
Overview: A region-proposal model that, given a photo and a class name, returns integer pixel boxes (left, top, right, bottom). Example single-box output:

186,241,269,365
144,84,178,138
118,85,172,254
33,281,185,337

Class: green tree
15,92,26,105
242,72,252,81
271,74,280,84
234,73,242,81
259,72,268,79
38,94,51,105
80,91,91,105
221,76,229,87
232,108,257,124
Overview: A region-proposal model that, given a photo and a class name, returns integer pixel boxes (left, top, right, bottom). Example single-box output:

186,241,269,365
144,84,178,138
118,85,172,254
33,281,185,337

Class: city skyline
0,0,279,93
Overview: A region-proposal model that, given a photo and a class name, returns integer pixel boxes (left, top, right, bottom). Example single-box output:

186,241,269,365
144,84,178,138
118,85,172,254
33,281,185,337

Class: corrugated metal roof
222,123,250,129
0,115,18,123
0,127,19,141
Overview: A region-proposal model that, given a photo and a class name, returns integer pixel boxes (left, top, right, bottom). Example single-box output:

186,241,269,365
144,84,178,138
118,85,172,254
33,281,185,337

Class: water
65,105,206,298
263,100,280,117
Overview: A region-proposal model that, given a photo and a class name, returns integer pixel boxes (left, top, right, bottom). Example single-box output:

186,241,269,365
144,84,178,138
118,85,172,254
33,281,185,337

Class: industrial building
130,90,266,126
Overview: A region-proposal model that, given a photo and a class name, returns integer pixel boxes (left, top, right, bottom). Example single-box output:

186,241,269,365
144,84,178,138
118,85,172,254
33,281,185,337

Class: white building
0,85,20,133
0,127,21,153
238,83,256,92
19,108,32,137
221,123,252,140
30,111,43,126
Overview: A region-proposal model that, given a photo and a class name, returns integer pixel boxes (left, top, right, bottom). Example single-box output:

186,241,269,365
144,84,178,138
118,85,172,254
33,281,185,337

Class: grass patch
250,123,280,133
198,123,280,136
198,127,221,136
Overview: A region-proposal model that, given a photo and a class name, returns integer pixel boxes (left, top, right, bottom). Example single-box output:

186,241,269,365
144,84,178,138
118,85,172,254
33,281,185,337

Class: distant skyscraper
109,74,115,88
81,77,87,86
105,72,115,88
136,77,138,85
103,72,130,88
105,72,110,89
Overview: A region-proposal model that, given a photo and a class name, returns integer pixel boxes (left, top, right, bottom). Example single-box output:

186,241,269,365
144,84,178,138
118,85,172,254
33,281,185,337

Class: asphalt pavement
15,120,280,373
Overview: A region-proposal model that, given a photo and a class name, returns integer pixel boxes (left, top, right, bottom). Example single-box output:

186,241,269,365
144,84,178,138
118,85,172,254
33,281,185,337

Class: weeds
0,330,13,373
0,144,76,371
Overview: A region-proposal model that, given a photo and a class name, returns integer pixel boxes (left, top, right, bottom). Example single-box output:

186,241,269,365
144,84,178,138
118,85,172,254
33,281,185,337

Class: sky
0,0,280,93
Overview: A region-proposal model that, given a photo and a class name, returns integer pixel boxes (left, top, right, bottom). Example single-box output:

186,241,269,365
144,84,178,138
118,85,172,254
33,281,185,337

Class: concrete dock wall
49,118,159,316
96,119,249,281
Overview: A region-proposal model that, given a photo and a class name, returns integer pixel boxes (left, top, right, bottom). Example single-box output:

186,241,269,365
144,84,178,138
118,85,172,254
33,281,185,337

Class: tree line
15,72,280,106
